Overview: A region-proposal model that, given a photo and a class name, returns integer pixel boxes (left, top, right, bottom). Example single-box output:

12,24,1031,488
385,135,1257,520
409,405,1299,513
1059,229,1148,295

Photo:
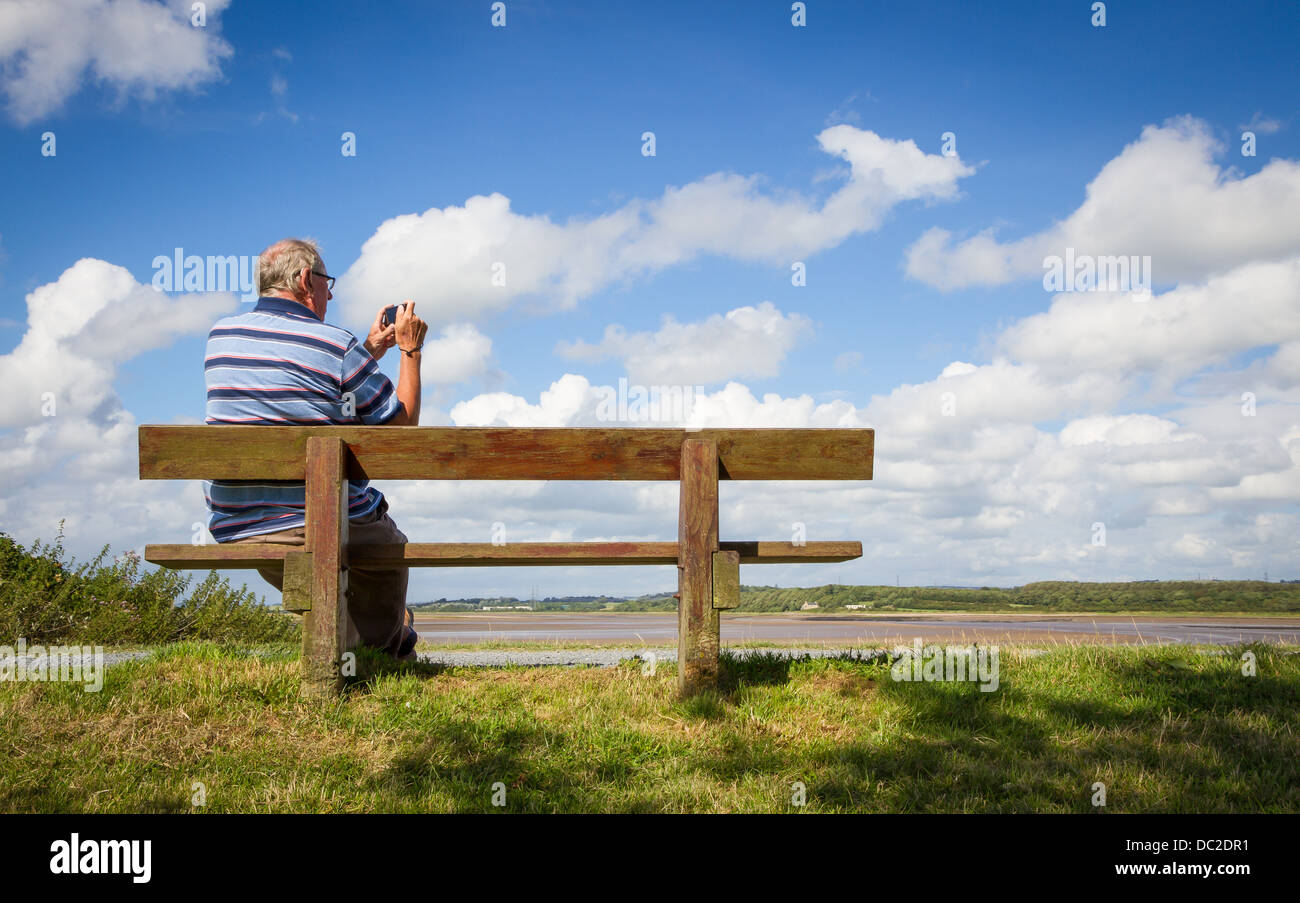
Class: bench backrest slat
138,425,873,481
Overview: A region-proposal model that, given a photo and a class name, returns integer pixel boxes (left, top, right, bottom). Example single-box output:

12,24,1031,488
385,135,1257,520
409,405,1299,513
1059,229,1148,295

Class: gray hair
256,238,324,296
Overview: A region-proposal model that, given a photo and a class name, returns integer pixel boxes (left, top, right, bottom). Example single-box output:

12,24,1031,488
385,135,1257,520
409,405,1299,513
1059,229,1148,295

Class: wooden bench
138,426,874,697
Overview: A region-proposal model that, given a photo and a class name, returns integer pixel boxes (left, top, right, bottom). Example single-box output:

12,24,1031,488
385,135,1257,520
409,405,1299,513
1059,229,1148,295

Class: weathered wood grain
138,426,874,481
712,550,741,611
677,438,720,696
281,550,312,612
301,437,348,699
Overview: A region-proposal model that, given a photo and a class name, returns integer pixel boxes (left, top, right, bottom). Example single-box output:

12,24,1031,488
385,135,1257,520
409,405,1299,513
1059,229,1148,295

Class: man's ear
296,267,311,299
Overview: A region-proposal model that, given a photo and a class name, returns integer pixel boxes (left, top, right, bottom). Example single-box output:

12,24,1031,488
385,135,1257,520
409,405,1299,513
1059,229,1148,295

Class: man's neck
264,292,321,320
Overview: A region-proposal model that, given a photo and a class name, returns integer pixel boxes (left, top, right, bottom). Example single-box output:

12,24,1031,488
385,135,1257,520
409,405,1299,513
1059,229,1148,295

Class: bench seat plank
143,540,863,569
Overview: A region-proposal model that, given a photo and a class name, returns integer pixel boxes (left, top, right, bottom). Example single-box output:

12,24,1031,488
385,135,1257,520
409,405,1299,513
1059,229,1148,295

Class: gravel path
4,650,153,670
3,647,898,674
14,644,1271,676
412,647,896,668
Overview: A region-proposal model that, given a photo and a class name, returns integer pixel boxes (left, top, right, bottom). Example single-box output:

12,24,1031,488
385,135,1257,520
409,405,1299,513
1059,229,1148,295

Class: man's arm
385,301,427,426
388,349,422,425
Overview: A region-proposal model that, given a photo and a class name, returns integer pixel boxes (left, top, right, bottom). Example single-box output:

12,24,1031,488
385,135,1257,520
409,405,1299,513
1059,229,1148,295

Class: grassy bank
2,641,1296,813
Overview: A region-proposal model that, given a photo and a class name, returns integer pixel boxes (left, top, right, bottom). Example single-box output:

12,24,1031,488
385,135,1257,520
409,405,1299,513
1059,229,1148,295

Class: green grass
2,641,1297,813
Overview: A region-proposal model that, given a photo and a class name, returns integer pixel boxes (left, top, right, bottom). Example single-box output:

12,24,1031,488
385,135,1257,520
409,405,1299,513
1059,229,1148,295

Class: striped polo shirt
203,296,403,542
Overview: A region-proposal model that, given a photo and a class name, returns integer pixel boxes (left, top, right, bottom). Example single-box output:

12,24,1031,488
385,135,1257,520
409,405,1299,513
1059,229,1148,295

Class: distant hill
412,594,648,612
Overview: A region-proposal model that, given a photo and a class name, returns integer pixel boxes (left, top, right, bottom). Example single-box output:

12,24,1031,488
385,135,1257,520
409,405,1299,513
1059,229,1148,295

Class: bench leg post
302,436,349,699
677,437,720,696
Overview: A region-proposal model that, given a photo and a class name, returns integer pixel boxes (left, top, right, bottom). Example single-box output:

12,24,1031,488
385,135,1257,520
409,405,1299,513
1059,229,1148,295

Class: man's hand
363,306,397,360
394,301,428,355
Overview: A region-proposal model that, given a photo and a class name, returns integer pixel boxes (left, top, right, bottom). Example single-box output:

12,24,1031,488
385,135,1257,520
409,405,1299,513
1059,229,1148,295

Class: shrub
0,525,298,645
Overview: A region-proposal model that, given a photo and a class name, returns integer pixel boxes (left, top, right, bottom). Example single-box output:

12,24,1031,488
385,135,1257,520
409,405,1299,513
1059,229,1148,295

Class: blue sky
1,0,1298,601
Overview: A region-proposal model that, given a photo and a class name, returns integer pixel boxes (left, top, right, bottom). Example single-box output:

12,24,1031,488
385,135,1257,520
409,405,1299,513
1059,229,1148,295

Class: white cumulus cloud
0,0,233,123
336,125,975,331
0,258,238,564
906,116,1300,290
0,258,237,430
555,302,813,386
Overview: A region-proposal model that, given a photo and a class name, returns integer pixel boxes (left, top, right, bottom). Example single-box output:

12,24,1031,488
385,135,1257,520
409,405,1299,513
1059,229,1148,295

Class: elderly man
203,238,428,660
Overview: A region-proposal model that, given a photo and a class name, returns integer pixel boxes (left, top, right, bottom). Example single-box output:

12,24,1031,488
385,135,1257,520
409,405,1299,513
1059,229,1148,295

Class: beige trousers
230,501,410,656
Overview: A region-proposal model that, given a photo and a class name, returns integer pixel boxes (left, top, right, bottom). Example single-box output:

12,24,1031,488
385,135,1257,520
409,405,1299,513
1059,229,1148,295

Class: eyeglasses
310,270,335,290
